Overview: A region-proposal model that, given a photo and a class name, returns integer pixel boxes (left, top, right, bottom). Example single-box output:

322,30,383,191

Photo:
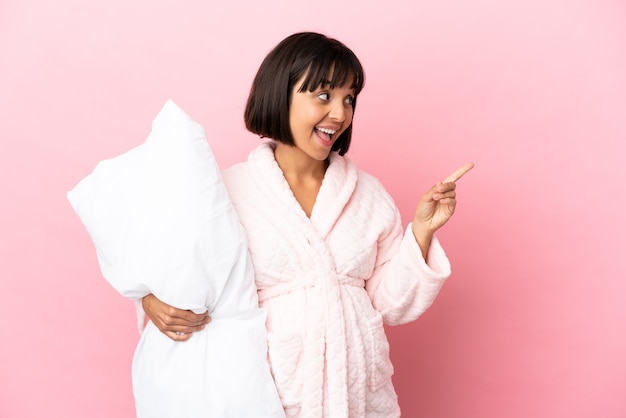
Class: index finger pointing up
443,162,475,183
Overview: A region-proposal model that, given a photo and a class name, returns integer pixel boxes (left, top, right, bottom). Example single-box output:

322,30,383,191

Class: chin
313,145,334,160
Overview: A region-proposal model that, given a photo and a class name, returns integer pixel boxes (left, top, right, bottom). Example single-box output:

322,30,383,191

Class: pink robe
222,143,451,417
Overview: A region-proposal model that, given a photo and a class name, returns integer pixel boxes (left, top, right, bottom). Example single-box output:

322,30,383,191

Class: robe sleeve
365,204,452,326
134,299,147,334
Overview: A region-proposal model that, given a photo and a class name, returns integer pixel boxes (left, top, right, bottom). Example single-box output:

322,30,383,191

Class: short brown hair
244,32,365,156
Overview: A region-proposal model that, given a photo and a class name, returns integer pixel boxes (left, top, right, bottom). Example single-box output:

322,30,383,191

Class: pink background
1,0,625,417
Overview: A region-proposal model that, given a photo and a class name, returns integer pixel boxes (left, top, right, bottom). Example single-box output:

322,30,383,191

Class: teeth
316,127,337,135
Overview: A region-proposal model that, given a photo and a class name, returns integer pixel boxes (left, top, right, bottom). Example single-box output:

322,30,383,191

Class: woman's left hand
412,162,474,256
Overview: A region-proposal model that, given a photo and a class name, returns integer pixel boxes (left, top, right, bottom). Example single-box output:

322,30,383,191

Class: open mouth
315,127,337,142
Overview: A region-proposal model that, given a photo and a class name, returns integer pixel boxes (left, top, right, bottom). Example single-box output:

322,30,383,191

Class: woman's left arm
365,163,473,325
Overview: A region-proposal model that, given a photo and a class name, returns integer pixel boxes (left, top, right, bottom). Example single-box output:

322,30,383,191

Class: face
287,74,355,162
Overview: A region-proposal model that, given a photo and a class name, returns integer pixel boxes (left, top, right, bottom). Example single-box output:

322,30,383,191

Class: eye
344,95,354,105
317,92,330,101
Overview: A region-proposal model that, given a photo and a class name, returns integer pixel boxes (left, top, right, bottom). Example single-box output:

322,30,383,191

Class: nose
328,99,346,123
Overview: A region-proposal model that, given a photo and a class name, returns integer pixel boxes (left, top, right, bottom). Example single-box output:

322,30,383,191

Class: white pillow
67,100,284,417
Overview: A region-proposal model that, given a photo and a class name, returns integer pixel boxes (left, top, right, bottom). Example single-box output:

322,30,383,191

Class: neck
273,142,328,180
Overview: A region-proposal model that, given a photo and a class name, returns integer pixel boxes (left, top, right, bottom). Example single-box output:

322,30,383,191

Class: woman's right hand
142,294,211,341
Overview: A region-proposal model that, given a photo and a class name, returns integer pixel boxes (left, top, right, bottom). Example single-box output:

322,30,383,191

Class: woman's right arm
141,294,212,341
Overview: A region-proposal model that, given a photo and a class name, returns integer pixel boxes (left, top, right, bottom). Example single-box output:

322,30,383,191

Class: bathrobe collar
247,142,358,239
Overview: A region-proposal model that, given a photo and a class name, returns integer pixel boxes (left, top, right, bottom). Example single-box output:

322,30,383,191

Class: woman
142,32,473,417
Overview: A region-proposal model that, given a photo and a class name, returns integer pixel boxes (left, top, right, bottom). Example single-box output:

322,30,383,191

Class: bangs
296,49,364,95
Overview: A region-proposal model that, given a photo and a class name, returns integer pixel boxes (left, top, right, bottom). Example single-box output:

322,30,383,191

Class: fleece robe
222,142,452,417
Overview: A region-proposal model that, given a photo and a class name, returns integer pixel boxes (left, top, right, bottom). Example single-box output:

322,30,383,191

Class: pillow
67,100,284,417
68,99,248,314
